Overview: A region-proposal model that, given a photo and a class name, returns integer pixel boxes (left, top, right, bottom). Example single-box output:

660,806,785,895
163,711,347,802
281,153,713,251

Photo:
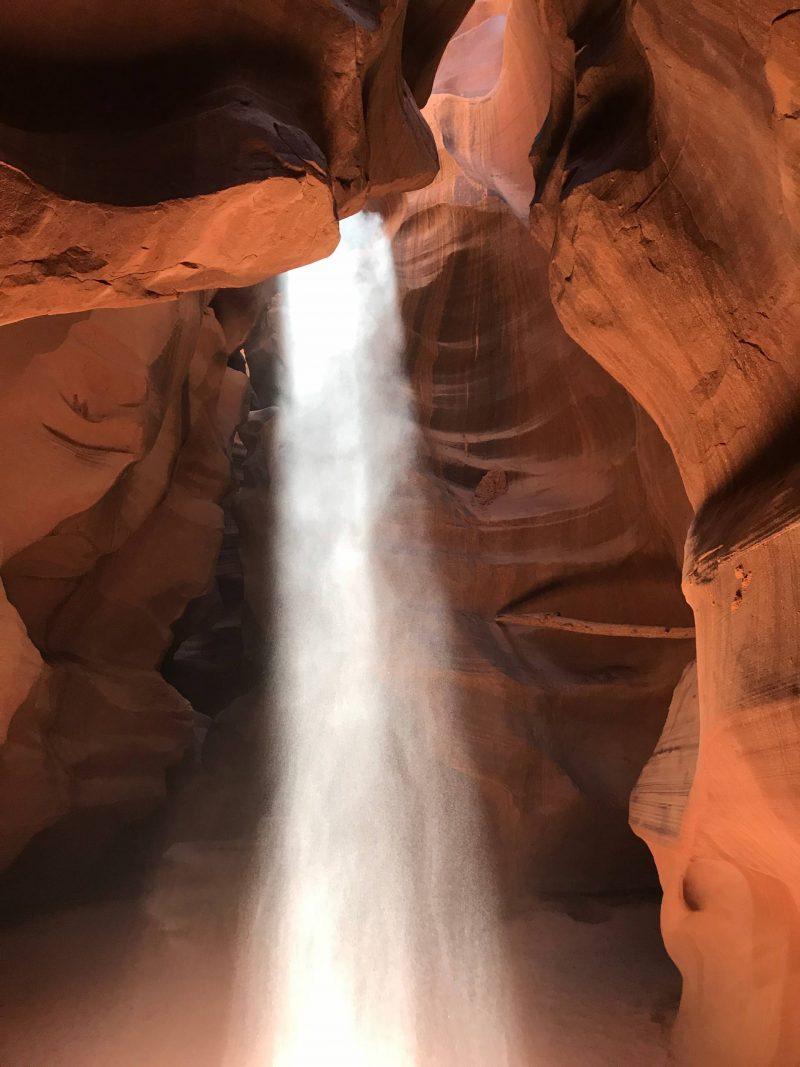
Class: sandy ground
0,882,677,1066
510,897,678,1065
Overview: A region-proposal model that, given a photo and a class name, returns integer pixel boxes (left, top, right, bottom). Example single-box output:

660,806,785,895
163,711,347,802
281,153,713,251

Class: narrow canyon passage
233,212,510,1065
0,1,797,1064
0,212,680,1065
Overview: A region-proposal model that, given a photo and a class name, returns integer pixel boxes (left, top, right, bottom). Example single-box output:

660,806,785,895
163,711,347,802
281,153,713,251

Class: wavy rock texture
0,0,471,879
385,0,695,895
0,2,797,1062
527,0,800,1061
0,0,470,325
0,297,248,871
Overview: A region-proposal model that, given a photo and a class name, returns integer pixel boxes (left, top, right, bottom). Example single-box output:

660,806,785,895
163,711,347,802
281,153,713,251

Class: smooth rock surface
385,4,695,894
0,297,240,868
0,0,470,324
528,0,800,1060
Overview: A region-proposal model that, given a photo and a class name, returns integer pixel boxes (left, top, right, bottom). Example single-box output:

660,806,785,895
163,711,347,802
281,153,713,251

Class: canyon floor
0,883,677,1066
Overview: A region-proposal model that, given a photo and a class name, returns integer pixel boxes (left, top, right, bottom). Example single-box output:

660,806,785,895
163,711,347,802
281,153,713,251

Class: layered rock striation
0,2,798,1062
526,1,800,1061
386,0,695,895
0,0,469,324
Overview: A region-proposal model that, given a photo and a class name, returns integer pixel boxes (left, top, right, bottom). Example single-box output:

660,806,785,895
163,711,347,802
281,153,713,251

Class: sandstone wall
386,3,695,894
0,298,246,868
0,0,467,875
0,3,797,1061
527,0,800,1061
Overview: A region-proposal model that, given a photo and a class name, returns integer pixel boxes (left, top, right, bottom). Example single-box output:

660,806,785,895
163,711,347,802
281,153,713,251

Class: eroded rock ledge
0,3,798,1064
0,0,470,325
0,0,470,870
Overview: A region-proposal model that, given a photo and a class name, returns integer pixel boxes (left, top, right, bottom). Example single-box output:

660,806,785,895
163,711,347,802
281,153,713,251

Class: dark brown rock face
385,16,694,896
524,1,800,1062
0,2,798,1063
0,0,470,324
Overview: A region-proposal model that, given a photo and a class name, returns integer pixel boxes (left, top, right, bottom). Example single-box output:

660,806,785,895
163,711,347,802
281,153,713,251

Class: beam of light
232,212,511,1067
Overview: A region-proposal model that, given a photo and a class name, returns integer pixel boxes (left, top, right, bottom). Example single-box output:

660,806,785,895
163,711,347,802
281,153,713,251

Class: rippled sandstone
0,2,798,1063
385,20,695,893
0,0,468,872
527,1,800,1062
0,0,468,325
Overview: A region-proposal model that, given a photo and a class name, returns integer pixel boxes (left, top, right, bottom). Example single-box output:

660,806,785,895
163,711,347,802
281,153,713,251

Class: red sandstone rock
0,0,470,325
0,0,471,873
528,1,800,1061
0,297,235,866
385,4,694,893
0,4,798,1063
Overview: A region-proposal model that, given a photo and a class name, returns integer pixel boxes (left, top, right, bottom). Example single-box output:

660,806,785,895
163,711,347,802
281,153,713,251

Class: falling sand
230,212,512,1067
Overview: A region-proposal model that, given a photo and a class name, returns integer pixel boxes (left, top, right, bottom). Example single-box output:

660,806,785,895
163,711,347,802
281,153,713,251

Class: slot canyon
0,1,798,1064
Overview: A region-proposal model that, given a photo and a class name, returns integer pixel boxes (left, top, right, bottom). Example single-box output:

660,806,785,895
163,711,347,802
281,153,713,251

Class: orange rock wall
391,1,800,1058
0,298,244,866
0,0,469,871
387,71,695,893
0,2,798,1062
526,1,800,1062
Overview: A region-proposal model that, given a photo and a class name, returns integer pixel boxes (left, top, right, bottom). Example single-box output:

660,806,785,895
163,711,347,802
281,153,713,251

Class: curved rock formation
0,0,470,876
0,0,469,325
388,0,799,1056
0,2,797,1062
385,3,695,893
0,298,244,868
527,1,800,1062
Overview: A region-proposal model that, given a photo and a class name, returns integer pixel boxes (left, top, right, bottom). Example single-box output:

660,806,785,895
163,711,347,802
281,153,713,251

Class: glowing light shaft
232,213,511,1067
